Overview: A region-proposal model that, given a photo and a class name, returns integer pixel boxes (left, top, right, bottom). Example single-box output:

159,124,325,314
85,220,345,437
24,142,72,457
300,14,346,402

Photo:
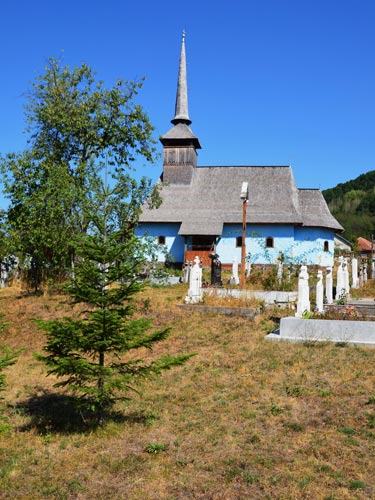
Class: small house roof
139,166,344,233
334,233,353,250
357,237,374,253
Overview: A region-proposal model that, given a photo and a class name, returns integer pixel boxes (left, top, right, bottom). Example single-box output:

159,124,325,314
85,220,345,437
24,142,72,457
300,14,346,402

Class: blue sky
1,0,374,192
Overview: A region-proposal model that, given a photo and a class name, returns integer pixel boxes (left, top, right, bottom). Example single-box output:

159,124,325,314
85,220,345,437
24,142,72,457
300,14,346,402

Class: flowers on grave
312,305,366,321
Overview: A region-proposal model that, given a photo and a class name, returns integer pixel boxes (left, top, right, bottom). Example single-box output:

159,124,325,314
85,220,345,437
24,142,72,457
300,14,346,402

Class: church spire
160,32,201,184
171,31,191,125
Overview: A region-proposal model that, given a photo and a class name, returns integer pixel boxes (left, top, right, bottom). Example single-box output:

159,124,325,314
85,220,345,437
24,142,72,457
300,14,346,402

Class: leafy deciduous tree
1,57,158,287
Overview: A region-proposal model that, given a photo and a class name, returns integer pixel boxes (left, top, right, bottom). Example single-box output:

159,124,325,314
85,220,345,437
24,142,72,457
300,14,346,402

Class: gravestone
335,256,345,300
351,257,358,289
326,266,333,304
231,257,240,285
185,256,203,303
209,253,222,287
277,260,283,284
343,258,350,296
296,265,310,317
287,264,292,283
359,266,363,287
316,270,324,313
0,264,8,288
182,261,191,283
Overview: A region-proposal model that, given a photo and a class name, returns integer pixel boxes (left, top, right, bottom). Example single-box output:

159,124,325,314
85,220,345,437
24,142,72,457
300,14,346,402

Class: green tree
357,192,375,215
1,57,157,288
323,170,375,242
36,178,190,426
0,318,20,431
0,348,18,396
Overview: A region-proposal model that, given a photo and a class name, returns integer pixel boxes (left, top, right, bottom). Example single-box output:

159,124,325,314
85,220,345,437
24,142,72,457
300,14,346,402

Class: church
136,35,343,268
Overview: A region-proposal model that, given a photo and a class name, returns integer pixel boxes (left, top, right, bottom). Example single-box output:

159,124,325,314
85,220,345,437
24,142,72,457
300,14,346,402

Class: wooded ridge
322,170,375,242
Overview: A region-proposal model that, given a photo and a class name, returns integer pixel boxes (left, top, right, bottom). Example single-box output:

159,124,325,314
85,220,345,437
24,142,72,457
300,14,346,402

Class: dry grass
202,291,263,309
1,283,375,499
351,279,375,300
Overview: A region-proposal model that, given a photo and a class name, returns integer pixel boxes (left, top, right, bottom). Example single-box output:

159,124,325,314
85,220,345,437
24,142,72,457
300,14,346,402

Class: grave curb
266,316,375,346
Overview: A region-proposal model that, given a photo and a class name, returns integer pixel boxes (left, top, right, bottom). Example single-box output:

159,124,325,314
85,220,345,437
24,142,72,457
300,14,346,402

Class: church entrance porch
184,235,217,267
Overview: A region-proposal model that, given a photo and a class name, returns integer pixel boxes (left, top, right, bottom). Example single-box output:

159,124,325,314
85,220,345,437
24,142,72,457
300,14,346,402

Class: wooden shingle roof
297,189,344,230
139,165,344,234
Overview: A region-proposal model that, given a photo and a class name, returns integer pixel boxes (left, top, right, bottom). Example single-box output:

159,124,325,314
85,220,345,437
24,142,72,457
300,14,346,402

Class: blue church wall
136,222,335,267
135,223,185,263
217,224,334,266
293,227,334,266
218,224,295,264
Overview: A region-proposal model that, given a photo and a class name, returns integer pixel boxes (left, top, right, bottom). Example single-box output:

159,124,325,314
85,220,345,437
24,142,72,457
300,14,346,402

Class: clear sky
1,0,374,192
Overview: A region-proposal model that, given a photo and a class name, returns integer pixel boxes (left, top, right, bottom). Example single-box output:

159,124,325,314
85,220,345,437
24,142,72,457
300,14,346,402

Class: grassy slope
1,284,375,499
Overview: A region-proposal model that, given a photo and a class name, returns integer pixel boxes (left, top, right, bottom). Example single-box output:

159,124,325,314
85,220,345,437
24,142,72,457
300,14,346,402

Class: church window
158,235,166,245
265,237,274,248
324,240,329,252
236,236,242,248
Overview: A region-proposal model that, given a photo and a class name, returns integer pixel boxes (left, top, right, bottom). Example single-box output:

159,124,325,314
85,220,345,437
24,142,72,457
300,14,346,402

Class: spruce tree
0,318,20,431
36,176,190,426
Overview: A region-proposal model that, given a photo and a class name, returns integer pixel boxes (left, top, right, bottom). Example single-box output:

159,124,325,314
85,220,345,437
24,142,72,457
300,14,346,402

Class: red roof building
357,237,375,257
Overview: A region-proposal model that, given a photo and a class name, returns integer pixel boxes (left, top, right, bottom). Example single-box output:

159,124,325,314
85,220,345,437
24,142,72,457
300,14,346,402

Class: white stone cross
231,257,240,285
335,256,345,301
316,270,324,313
185,256,203,303
296,265,310,317
351,258,358,289
326,266,333,304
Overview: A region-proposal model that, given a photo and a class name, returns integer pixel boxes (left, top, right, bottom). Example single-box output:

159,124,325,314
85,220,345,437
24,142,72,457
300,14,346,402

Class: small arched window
158,235,166,245
265,237,274,248
324,240,329,252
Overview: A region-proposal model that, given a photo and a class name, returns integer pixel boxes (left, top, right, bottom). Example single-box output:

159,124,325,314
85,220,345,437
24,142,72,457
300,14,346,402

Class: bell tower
160,32,201,184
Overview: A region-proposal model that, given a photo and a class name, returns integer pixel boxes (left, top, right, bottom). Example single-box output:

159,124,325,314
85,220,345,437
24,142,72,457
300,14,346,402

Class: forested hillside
322,170,375,242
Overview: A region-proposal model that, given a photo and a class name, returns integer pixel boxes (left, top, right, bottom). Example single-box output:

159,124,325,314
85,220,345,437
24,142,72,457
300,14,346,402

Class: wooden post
372,234,375,279
240,198,247,289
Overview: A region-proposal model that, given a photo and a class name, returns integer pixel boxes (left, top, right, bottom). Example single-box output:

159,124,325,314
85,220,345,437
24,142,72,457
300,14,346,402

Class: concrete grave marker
343,258,350,296
296,265,310,317
335,256,345,301
351,257,358,289
326,266,333,304
230,257,240,285
185,256,203,303
316,270,324,313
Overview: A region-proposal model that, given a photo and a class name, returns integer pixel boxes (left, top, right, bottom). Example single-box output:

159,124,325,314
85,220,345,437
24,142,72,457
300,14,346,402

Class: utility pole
372,233,375,279
240,182,248,289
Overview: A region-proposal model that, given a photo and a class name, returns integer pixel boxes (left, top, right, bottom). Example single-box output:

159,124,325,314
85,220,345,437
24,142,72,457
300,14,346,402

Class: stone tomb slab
266,317,375,346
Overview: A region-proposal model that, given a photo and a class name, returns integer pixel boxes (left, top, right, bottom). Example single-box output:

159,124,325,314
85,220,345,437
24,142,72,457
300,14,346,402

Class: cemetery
180,251,375,347
133,33,375,350
1,23,374,500
2,278,375,499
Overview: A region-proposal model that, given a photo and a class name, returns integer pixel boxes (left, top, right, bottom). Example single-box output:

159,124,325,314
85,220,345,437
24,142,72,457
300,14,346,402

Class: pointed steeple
172,31,191,125
160,32,201,185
